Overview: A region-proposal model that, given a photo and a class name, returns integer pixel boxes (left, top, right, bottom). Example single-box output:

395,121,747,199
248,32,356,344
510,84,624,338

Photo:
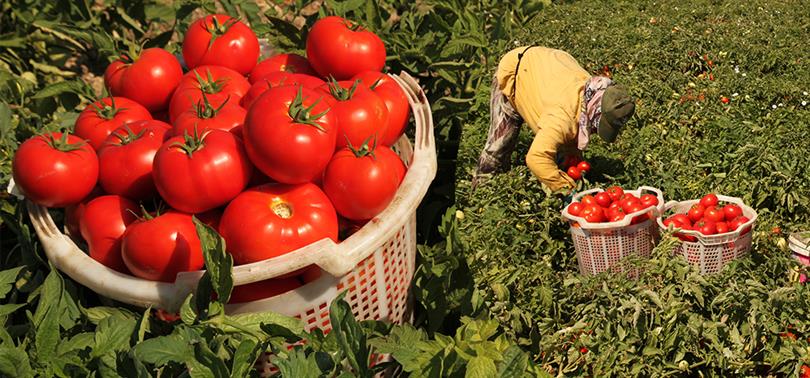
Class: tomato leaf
92,315,136,358
82,306,137,325
0,345,33,378
187,342,229,378
0,266,24,300
229,339,261,378
329,291,372,377
274,347,327,378
216,312,304,339
130,333,192,366
193,217,233,306
32,269,64,361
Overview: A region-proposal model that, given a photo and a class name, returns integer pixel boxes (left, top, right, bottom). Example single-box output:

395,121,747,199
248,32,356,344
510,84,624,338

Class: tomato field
1,0,810,377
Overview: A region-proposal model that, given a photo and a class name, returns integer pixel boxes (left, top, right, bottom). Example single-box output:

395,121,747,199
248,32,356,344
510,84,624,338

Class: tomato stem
109,125,147,146
205,16,239,50
193,69,227,94
170,127,209,157
194,91,230,119
89,96,126,120
44,132,87,152
345,134,378,159
287,86,328,132
369,77,384,91
326,77,359,101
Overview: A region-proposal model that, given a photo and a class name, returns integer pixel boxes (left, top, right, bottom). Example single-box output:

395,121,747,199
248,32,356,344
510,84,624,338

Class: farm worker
472,46,636,192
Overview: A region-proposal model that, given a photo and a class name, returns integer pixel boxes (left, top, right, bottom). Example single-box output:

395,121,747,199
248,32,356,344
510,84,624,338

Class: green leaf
133,307,151,344
274,348,325,378
0,303,25,317
0,346,33,378
83,306,137,325
186,341,229,378
369,325,426,372
466,356,497,378
496,346,530,377
180,294,197,325
93,315,137,358
230,339,260,378
0,266,24,299
33,269,63,360
130,334,192,366
217,312,304,339
57,332,94,357
329,291,371,376
193,217,233,305
30,79,86,99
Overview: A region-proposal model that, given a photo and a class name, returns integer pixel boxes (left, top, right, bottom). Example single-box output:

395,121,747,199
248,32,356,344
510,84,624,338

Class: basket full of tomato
562,186,665,276
10,13,437,342
658,193,758,274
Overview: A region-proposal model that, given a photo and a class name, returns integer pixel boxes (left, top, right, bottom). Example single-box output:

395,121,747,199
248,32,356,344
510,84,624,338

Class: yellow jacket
496,46,590,192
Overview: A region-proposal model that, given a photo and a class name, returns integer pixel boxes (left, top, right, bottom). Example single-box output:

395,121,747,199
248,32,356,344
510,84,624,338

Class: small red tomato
720,96,729,104
577,161,591,172
567,202,584,217
670,214,692,227
620,197,642,212
567,166,582,181
607,206,625,220
722,204,743,221
580,205,605,223
699,193,719,208
580,195,598,206
80,195,139,273
182,14,260,75
730,216,752,234
606,186,624,201
687,204,706,223
694,220,717,235
715,221,729,234
625,202,645,215
640,194,659,209
704,207,725,222
676,225,698,242
631,213,648,225
595,192,612,208
249,53,316,84
74,97,153,150
609,212,625,223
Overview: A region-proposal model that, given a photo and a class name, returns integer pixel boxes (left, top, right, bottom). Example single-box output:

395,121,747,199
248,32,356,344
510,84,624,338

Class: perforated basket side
570,218,659,276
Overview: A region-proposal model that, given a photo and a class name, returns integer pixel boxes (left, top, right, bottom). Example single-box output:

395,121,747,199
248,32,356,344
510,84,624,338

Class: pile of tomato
566,186,659,224
11,15,411,303
661,193,751,242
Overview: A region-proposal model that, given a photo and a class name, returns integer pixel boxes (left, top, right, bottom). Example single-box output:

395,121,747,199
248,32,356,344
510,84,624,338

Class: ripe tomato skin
244,85,337,184
704,207,725,223
320,80,389,149
64,186,104,241
80,195,139,273
173,102,247,136
699,193,719,208
640,194,659,209
595,192,612,208
323,145,406,221
566,166,582,180
606,186,624,201
218,183,339,265
229,277,302,303
75,97,152,150
153,129,253,213
577,161,591,172
580,205,605,223
694,220,717,235
670,214,692,227
240,72,325,109
182,15,260,75
715,221,729,234
306,16,386,80
12,133,98,208
352,71,410,146
607,206,625,220
609,212,625,222
567,202,584,217
687,204,705,223
121,211,204,282
104,48,183,112
168,65,250,123
98,120,172,201
580,195,598,207
620,197,642,212
249,53,316,83
722,204,743,221
729,216,752,234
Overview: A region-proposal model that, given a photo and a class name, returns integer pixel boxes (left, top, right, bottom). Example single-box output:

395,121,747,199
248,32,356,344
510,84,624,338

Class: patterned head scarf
577,76,614,150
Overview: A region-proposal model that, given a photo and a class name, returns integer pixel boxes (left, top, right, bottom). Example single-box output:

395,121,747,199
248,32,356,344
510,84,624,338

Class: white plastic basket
789,232,810,266
561,186,665,276
22,72,436,333
656,195,758,275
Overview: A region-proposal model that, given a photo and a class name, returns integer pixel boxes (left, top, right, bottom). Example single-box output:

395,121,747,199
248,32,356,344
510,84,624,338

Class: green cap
598,85,635,143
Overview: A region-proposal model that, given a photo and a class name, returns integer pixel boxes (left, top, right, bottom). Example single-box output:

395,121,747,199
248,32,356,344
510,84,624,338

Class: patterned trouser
471,74,523,189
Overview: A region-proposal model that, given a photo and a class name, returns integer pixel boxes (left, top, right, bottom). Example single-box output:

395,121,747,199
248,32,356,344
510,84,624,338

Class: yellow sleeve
525,115,576,192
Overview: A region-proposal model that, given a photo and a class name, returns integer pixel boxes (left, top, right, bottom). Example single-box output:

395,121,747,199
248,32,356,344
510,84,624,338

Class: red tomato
694,220,717,235
323,144,406,221
195,208,223,230
321,80,389,149
561,154,582,169
306,16,386,80
240,72,325,109
607,206,625,220
104,48,183,112
229,277,303,303
801,364,810,378
580,195,598,206
699,193,719,208
631,213,648,225
606,186,624,201
121,211,204,282
173,95,247,136
80,195,139,273
168,65,250,123
639,194,659,209
715,221,729,234
567,202,584,217
670,214,692,227
687,204,705,223
595,192,612,208
729,216,752,234
249,53,316,83
64,186,104,241
352,71,410,146
74,97,152,150
624,202,645,215
218,183,339,265
722,204,743,221
580,205,605,223
98,120,172,200
153,129,253,213
662,217,678,229
577,161,591,172
244,85,337,184
609,212,626,223
12,133,98,208
567,166,582,181
620,197,642,212
704,207,725,222
182,14,259,75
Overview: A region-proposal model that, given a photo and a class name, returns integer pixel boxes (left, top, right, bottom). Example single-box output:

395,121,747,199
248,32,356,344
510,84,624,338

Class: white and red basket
21,72,436,335
562,186,665,276
657,195,758,275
